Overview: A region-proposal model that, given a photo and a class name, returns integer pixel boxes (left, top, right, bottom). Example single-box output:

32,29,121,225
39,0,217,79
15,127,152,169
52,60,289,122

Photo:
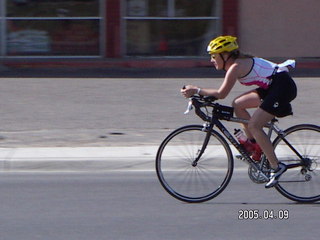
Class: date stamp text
238,209,289,220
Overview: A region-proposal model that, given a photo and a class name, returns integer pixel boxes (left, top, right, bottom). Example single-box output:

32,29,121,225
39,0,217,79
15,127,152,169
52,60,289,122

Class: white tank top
239,58,295,89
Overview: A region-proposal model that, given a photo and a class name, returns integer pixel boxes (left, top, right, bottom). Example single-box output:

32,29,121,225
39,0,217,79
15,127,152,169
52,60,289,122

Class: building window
124,0,221,57
4,0,102,57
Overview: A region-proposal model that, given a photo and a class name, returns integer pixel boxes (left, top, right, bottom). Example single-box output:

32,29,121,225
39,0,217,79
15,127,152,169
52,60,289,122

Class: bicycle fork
192,123,213,167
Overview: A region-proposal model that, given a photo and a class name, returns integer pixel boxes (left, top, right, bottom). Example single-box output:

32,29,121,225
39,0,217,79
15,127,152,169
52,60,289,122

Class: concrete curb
0,146,247,172
0,146,157,172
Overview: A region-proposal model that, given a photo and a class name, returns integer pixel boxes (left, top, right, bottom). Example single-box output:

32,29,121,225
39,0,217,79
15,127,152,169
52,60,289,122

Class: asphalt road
1,172,319,240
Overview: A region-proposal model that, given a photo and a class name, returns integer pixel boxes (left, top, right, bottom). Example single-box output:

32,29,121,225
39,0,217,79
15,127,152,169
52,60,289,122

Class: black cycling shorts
256,72,297,118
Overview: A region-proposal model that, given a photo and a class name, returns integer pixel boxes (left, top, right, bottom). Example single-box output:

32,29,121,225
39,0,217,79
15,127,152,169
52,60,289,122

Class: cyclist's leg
232,89,261,139
248,108,278,169
251,73,296,168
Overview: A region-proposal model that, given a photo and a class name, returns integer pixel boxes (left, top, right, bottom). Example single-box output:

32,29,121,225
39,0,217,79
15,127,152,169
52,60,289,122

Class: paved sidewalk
0,77,318,148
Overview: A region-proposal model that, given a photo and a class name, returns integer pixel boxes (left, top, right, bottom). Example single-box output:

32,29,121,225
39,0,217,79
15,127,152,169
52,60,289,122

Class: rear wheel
156,125,234,203
273,124,320,202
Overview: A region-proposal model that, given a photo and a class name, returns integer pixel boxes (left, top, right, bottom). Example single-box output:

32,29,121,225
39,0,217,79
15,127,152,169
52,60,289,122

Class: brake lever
184,99,193,114
182,85,193,114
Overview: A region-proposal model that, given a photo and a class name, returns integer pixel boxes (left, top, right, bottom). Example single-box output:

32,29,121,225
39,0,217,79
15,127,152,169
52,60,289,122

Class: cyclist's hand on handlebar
181,85,199,98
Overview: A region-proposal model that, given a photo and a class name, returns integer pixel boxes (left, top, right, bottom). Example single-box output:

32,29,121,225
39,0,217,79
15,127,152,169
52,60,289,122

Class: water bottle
234,129,247,144
234,129,254,153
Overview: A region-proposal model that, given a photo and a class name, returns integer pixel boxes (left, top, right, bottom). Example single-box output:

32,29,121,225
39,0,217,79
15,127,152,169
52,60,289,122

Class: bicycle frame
194,108,307,181
202,116,269,181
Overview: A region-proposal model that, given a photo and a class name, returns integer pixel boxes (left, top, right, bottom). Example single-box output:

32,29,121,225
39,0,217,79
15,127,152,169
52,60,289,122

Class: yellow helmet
207,36,239,54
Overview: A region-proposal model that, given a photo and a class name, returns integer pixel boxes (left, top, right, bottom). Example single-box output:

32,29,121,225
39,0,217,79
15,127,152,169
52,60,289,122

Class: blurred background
0,0,319,67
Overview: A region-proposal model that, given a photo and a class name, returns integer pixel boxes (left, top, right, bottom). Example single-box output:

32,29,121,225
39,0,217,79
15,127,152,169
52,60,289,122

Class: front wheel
156,125,234,203
273,124,320,203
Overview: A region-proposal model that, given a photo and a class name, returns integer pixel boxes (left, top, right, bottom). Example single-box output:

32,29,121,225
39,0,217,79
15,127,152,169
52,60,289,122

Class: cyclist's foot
265,163,287,188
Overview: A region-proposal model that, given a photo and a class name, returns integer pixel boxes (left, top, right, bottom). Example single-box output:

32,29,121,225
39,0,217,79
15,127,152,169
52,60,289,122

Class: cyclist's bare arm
181,63,239,99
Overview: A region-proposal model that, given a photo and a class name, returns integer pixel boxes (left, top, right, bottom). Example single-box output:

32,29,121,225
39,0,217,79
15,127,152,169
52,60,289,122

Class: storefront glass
0,2,4,56
175,0,216,16
127,0,167,17
4,0,101,57
7,19,99,56
126,20,217,56
7,0,99,17
125,0,220,57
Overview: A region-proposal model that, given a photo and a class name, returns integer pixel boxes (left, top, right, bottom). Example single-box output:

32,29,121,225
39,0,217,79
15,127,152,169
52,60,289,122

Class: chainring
248,159,270,184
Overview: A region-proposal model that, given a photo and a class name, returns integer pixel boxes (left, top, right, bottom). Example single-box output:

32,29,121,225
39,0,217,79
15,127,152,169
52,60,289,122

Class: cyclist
181,35,297,188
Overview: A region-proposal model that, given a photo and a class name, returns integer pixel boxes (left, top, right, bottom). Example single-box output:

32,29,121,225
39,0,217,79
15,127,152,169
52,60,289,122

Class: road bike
155,95,320,203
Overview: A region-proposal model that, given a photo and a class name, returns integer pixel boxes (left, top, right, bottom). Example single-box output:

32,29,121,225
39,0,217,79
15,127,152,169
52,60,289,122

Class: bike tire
156,125,234,203
273,124,320,203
